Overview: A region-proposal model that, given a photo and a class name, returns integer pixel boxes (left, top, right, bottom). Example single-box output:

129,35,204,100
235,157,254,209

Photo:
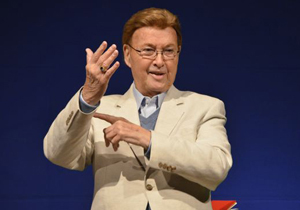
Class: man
44,8,232,210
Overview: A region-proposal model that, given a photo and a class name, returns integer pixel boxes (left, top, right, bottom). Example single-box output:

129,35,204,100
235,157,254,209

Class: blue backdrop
1,0,299,209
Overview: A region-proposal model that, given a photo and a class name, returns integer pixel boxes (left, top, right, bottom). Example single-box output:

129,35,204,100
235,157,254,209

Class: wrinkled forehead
131,26,178,48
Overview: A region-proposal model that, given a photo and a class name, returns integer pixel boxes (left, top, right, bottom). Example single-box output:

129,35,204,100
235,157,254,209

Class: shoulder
167,86,226,117
171,86,224,107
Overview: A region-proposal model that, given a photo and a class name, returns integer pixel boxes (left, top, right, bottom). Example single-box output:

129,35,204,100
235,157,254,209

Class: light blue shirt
132,83,166,158
79,91,99,113
132,83,166,117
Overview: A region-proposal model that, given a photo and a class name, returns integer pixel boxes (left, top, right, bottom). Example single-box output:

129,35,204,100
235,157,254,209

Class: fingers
103,128,110,147
89,41,118,66
112,140,120,151
86,42,119,81
100,49,119,73
103,127,120,151
105,61,120,79
94,113,116,124
85,48,93,63
87,41,119,69
94,113,133,152
96,45,118,67
93,113,128,124
91,41,107,63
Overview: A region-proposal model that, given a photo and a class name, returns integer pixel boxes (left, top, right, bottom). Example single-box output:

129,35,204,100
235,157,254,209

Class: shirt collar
132,83,166,109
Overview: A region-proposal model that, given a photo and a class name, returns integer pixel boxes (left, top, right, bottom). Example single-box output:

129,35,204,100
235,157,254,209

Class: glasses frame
127,44,180,60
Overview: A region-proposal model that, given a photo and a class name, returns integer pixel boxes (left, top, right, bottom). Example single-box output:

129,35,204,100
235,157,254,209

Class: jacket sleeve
43,89,95,171
148,99,232,191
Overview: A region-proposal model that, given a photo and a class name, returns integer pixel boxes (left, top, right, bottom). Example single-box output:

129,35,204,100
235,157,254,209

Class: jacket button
163,163,168,169
146,184,153,191
158,162,163,168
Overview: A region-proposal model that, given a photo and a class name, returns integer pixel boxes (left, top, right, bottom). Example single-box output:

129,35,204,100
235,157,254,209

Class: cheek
167,64,178,79
133,57,151,69
132,62,150,79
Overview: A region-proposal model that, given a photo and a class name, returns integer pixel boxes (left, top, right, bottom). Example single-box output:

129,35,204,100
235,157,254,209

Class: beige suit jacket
44,85,232,210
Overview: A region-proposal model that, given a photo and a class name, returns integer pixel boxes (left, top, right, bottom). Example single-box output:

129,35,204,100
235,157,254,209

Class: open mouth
149,72,165,76
149,72,165,80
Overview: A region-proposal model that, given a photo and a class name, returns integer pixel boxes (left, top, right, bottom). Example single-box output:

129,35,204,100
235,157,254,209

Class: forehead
131,26,178,47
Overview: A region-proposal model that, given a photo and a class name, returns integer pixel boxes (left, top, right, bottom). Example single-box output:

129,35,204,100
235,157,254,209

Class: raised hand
93,113,151,151
82,41,120,105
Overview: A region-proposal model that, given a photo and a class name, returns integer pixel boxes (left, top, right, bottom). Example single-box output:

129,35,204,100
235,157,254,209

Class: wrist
79,91,100,112
82,86,103,105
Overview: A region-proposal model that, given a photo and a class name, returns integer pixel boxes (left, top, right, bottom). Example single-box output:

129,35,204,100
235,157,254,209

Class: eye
141,48,155,56
142,48,155,52
164,49,175,53
163,49,175,56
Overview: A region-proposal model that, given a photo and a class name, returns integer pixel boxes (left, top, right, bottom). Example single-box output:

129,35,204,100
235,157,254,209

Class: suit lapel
113,84,140,125
114,84,185,137
113,84,185,132
155,85,185,136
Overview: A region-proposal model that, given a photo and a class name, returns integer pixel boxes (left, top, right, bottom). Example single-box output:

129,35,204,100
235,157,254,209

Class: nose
153,52,165,68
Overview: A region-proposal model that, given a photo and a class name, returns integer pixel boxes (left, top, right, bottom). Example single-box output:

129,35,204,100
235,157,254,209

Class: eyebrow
142,43,176,48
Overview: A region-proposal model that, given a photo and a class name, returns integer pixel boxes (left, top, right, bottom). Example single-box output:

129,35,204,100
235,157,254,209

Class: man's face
123,26,180,97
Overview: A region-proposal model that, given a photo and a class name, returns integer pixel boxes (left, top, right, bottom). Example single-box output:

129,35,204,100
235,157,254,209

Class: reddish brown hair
122,8,182,47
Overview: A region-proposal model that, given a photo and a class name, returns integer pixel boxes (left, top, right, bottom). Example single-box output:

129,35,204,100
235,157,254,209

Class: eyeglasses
127,44,180,60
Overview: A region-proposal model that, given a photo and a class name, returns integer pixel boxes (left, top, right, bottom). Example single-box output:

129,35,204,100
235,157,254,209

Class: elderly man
44,7,232,210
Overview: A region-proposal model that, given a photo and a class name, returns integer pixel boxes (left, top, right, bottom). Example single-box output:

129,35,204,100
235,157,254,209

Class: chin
149,83,169,94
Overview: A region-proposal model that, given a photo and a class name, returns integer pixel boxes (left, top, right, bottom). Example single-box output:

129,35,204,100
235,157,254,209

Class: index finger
93,113,124,124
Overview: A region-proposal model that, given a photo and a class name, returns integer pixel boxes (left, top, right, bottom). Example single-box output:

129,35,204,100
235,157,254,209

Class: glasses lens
139,48,178,60
141,49,155,57
164,50,175,57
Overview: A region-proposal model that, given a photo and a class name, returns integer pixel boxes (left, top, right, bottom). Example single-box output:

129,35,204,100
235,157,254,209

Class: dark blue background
1,0,299,209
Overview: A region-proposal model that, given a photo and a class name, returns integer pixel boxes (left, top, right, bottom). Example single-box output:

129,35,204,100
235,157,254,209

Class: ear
178,45,182,53
123,44,132,68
